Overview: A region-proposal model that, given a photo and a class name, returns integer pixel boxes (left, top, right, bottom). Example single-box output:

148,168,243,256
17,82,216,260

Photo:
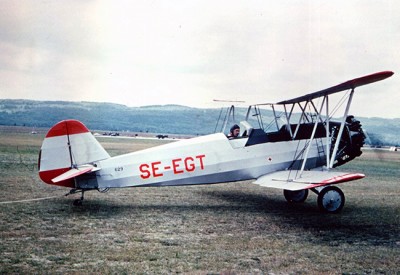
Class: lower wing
253,170,365,191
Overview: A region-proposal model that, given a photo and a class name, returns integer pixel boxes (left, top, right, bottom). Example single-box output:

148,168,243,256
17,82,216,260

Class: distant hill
0,99,399,146
0,99,229,136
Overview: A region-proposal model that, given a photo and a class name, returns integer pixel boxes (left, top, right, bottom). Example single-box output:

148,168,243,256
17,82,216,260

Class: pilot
227,124,240,139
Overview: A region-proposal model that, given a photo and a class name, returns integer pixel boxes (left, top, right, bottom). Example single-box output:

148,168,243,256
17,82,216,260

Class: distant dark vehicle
103,132,119,136
156,134,168,139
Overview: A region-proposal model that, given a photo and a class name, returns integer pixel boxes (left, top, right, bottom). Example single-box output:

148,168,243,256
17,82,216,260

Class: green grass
0,127,399,273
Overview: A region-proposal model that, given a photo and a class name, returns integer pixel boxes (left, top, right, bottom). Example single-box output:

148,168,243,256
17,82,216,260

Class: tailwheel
66,189,85,206
73,199,83,206
317,186,345,213
283,189,309,203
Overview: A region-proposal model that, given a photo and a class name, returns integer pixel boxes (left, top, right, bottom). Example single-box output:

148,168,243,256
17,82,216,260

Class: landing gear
283,186,346,213
283,189,309,203
97,187,110,193
66,189,85,206
316,186,345,213
73,198,83,206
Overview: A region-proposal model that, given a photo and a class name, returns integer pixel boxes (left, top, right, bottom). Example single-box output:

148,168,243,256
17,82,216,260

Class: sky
0,0,399,118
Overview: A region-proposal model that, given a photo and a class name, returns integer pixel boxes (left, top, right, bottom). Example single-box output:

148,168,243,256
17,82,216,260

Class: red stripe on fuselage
45,120,89,138
39,168,75,188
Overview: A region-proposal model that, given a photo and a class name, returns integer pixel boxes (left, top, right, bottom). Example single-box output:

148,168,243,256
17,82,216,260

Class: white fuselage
90,133,326,189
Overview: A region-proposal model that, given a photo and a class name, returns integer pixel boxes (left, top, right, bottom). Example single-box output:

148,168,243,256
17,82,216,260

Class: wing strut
299,96,327,176
329,89,355,168
325,96,330,169
293,101,309,139
270,104,280,131
283,104,294,138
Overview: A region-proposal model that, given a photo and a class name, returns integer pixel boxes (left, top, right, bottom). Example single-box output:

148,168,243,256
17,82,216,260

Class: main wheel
283,189,309,203
317,186,345,213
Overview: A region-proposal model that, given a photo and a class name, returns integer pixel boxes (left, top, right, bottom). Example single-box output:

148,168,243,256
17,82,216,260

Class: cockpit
218,104,334,149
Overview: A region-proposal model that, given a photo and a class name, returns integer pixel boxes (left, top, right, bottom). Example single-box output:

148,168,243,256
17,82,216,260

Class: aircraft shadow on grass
45,188,397,247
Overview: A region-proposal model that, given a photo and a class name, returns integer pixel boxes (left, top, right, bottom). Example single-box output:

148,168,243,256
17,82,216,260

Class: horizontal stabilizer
52,165,99,183
253,170,365,191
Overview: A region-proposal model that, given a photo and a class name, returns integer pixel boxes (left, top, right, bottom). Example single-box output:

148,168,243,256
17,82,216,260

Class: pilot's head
230,124,240,137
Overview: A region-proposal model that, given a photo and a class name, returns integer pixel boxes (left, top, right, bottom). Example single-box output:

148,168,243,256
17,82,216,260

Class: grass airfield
0,127,399,274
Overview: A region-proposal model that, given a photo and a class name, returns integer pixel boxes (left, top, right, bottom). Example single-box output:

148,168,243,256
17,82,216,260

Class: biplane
38,71,394,213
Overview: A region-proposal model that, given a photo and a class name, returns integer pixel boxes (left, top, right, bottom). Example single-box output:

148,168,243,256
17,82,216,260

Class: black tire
283,189,309,203
73,199,83,206
317,186,345,213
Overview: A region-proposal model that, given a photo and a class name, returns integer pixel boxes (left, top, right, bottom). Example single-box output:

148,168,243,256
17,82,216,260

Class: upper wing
277,71,394,105
253,170,365,191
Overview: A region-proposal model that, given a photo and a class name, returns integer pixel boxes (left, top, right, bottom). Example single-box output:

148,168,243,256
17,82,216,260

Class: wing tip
315,173,365,187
